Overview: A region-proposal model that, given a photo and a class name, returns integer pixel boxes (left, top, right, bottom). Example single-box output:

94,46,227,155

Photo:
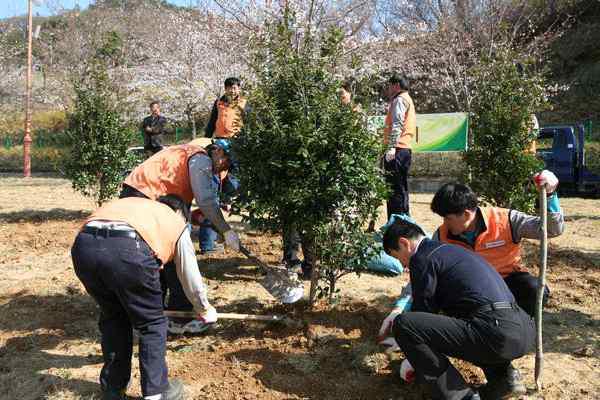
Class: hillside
0,0,598,133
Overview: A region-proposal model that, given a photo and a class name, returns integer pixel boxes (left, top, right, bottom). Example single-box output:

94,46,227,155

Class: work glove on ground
197,305,218,324
224,230,240,252
533,170,559,193
384,148,396,162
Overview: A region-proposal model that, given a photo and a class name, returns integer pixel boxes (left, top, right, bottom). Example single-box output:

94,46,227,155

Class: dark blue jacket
409,239,515,318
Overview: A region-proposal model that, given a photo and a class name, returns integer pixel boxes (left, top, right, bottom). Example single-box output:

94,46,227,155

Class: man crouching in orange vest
120,140,240,334
429,171,563,398
71,195,215,400
431,170,564,317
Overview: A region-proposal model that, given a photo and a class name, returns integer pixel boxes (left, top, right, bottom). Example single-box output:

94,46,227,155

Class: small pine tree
465,49,546,212
234,8,387,305
63,34,137,206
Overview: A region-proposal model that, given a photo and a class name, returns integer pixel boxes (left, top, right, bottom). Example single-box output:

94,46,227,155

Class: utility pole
23,0,33,177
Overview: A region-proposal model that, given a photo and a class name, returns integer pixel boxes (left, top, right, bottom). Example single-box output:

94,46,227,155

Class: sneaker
167,318,211,334
102,387,126,400
144,380,185,400
466,392,481,400
163,379,185,400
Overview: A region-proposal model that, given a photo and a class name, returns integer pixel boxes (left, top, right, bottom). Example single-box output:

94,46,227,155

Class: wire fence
1,127,201,149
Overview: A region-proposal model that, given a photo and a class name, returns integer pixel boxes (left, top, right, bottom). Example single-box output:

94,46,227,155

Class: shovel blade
261,268,305,304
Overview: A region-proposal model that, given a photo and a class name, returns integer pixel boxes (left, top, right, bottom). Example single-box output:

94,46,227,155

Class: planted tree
233,6,388,305
63,33,138,206
465,49,546,212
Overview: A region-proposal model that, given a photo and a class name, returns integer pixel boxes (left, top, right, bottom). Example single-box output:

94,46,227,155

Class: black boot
480,364,526,399
102,387,126,400
423,363,474,400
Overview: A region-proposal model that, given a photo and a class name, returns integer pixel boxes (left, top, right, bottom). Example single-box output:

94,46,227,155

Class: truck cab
537,124,600,196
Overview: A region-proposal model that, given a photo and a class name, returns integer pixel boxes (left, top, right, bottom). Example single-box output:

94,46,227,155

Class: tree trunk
328,274,336,304
304,232,320,307
186,107,196,139
309,261,320,307
454,0,471,32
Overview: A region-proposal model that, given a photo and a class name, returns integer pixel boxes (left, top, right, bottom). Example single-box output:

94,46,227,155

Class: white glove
533,170,558,193
377,308,403,345
224,229,240,251
197,305,218,324
379,337,400,353
384,148,396,162
399,359,416,383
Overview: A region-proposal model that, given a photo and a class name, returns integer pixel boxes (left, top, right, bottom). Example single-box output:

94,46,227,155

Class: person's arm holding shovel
187,146,305,304
508,170,564,242
188,152,240,251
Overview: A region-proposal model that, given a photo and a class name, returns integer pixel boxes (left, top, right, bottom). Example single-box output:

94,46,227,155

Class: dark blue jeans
384,148,412,218
282,225,316,274
198,218,217,252
71,231,169,397
163,261,194,312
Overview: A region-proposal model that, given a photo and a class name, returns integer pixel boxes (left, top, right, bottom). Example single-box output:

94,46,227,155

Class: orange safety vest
215,97,247,138
124,144,206,203
438,207,523,277
85,197,186,264
384,91,416,149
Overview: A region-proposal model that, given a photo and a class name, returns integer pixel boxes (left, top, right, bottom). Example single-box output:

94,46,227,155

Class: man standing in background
383,74,416,218
204,77,248,139
142,101,167,155
202,77,247,254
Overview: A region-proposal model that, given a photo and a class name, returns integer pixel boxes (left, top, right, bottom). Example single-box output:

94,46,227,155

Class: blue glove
547,192,561,213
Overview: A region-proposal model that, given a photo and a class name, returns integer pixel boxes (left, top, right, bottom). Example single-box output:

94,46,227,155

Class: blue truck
537,123,600,196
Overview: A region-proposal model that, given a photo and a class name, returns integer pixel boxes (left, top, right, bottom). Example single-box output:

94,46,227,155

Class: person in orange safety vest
382,73,416,218
430,171,564,317
72,195,215,400
204,77,249,139
120,140,240,335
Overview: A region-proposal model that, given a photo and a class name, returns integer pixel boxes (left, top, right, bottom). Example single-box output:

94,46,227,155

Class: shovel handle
164,310,285,322
239,244,272,271
534,185,548,391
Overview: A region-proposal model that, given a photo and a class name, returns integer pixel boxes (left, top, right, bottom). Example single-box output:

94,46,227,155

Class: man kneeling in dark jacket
381,219,535,400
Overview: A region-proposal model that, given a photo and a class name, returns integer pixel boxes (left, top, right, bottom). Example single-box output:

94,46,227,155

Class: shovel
535,185,548,391
239,244,305,304
164,310,292,325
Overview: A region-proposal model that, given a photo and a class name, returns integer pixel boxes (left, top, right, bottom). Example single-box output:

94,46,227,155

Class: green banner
368,112,468,152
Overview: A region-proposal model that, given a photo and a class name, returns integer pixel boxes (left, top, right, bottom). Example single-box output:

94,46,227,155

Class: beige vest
85,197,186,264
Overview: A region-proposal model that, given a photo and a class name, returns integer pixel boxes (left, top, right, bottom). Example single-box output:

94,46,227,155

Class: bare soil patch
0,174,598,400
